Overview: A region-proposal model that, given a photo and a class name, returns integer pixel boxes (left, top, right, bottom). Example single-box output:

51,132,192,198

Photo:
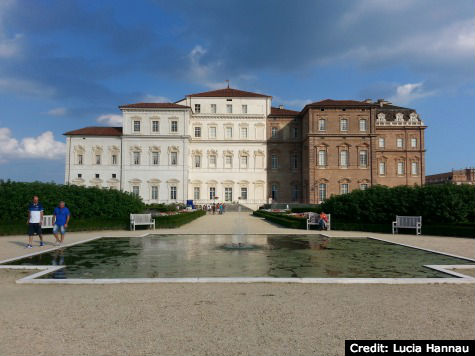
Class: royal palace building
64,88,426,209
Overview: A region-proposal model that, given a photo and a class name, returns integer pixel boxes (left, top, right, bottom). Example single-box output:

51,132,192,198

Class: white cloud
388,82,435,105
0,127,65,163
46,107,67,116
96,114,122,126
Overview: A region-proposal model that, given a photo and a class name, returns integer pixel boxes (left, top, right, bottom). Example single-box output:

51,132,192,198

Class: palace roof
118,103,189,109
269,107,300,116
64,126,122,136
187,87,271,98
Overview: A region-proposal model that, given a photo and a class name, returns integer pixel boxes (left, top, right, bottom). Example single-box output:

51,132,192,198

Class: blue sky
0,0,474,182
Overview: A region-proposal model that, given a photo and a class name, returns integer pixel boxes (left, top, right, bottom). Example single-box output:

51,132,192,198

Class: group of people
26,196,71,248
308,211,329,230
201,203,226,215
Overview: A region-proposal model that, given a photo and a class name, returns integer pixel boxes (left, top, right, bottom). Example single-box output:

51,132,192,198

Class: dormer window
194,104,201,113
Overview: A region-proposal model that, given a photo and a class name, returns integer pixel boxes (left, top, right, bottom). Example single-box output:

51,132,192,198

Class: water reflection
5,234,471,279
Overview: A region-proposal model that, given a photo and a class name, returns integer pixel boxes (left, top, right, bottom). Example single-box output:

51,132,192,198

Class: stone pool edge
0,232,474,285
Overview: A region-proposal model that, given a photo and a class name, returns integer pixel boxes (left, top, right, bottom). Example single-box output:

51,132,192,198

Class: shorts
28,223,42,236
53,224,66,235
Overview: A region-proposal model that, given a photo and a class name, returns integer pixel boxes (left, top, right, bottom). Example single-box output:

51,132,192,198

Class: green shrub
145,203,185,212
253,210,306,229
154,210,206,228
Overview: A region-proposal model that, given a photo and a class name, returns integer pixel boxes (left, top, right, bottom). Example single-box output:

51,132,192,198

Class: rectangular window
152,120,159,133
78,173,82,178
271,154,278,169
340,118,348,131
225,187,233,202
171,120,178,132
240,155,248,168
360,183,368,190
411,138,417,148
209,187,216,200
293,127,299,138
194,104,200,113
341,183,349,194
240,187,248,200
95,173,100,178
112,173,116,178
209,126,217,138
133,120,140,132
194,155,201,168
318,119,326,131
271,127,278,137
378,137,385,148
112,154,117,165
132,186,139,196
242,104,247,114
291,153,298,170
225,126,233,138
170,186,177,200
397,161,404,175
379,162,386,175
226,104,232,114
170,152,177,166
209,155,217,168
194,126,201,138
78,154,83,165
95,155,101,165
359,119,367,131
318,150,326,166
318,183,327,202
193,187,200,200
291,185,299,201
240,127,248,139
411,162,418,175
210,104,217,114
340,150,348,168
359,150,368,167
152,152,160,165
133,152,140,165
397,138,404,148
271,184,278,200
225,155,232,168
151,186,158,200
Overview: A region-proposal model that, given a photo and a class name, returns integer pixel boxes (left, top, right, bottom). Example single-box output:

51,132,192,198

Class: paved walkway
0,212,474,356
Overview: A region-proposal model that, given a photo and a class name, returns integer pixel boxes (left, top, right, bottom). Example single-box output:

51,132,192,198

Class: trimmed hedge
154,210,206,229
253,210,306,229
0,180,145,222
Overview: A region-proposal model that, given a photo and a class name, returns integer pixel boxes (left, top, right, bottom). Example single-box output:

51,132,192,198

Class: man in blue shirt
52,201,71,246
27,196,44,248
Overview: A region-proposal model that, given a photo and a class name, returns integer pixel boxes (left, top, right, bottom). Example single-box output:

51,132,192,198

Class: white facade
64,89,271,209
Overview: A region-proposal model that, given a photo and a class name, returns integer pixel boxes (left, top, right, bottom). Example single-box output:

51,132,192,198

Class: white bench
392,215,422,235
130,213,155,231
306,213,331,231
42,215,54,229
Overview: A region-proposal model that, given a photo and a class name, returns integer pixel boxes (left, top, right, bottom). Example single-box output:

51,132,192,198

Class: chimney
377,98,385,107
279,105,284,110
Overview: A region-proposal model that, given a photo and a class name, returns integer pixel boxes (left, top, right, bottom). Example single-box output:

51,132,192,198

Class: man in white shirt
27,196,44,248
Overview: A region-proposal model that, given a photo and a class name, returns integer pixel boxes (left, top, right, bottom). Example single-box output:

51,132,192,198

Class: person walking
52,201,71,246
27,196,44,248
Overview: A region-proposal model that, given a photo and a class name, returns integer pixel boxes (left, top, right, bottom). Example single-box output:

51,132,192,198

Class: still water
6,235,471,279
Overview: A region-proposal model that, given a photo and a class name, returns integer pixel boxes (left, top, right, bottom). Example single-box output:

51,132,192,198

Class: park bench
306,213,331,231
130,213,155,231
392,215,422,235
42,215,54,229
